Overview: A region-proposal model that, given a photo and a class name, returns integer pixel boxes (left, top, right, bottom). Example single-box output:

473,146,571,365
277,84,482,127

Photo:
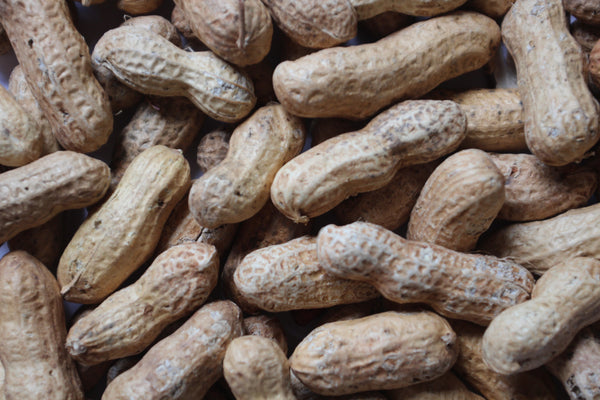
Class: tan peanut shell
273,12,500,119
349,0,467,20
572,20,600,53
0,251,84,400
261,0,356,48
243,315,288,354
0,0,113,153
190,104,306,228
479,202,600,275
407,149,505,252
174,0,272,66
318,222,534,325
92,25,256,122
224,336,296,400
464,0,515,17
196,128,230,173
121,15,181,46
291,311,457,395
8,213,65,270
0,151,110,244
234,236,380,312
271,100,466,223
118,0,163,14
58,145,190,304
386,372,484,400
102,300,243,400
66,243,218,365
482,257,600,374
489,152,597,221
502,0,600,166
564,0,600,26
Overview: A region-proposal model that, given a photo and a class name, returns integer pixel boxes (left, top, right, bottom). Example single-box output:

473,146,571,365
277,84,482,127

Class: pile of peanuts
1,0,600,399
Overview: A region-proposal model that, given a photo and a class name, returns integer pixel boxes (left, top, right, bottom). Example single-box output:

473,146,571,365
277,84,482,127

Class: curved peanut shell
0,0,113,153
273,12,500,119
190,104,306,228
564,0,600,25
349,0,467,20
464,0,514,17
0,151,110,244
271,100,466,223
66,243,218,365
196,128,230,173
0,251,84,400
407,149,505,252
102,301,243,400
121,15,181,46
58,145,190,304
502,0,600,166
318,222,534,325
291,311,458,395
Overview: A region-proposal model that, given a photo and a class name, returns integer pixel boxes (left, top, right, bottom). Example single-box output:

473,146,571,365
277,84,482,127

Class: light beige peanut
0,151,110,244
121,15,181,46
318,222,534,325
572,20,600,53
482,257,600,374
0,0,113,153
291,311,458,395
243,315,288,354
349,0,467,20
8,213,65,271
102,300,243,400
0,251,84,400
58,145,190,304
386,372,484,400
234,236,380,312
118,0,163,14
564,0,600,26
66,243,218,366
174,0,272,66
489,152,597,221
196,128,230,173
224,336,296,400
407,149,505,252
464,0,515,17
273,12,500,119
92,25,256,122
502,0,600,166
190,104,306,228
271,100,466,223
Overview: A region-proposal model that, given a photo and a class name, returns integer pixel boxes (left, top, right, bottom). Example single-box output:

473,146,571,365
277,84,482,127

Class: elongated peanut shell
92,25,256,123
271,100,466,223
0,0,113,153
318,222,534,325
273,12,500,119
58,145,190,304
349,0,467,19
564,0,600,25
502,0,600,166
0,251,84,400
0,151,110,244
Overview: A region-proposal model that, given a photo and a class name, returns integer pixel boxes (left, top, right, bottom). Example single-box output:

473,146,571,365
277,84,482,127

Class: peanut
386,372,484,400
589,40,600,88
196,128,230,173
170,5,198,45
564,0,600,26
349,0,467,20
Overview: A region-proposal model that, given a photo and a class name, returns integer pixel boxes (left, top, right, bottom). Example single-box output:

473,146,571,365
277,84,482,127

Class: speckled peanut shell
273,12,500,119
243,315,288,354
174,0,272,66
464,0,515,17
502,0,600,166
0,251,84,400
349,0,467,19
8,65,60,155
234,236,379,312
318,222,534,325
224,336,296,400
0,0,113,153
102,300,243,400
92,25,256,123
58,145,190,304
118,0,163,14
407,149,505,252
66,243,218,366
0,151,110,244
489,152,597,221
291,311,457,395
189,104,306,229
271,100,466,223
482,257,600,374
564,0,600,26
196,128,230,173
8,213,65,270
386,372,484,400
546,327,600,400
479,202,600,275
572,20,600,53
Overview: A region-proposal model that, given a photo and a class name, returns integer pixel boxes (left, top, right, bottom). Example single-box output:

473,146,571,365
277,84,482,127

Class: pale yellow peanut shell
190,104,306,228
0,151,110,244
196,128,230,173
92,25,256,123
564,0,600,25
386,372,484,400
271,100,466,223
0,0,113,153
58,145,190,304
234,236,379,312
0,251,84,400
572,20,600,53
464,0,515,17
482,257,600,374
318,222,534,325
273,11,500,119
502,0,600,166
243,315,288,354
66,243,218,366
349,0,467,20
8,213,65,270
102,300,243,400
291,311,458,395
118,0,163,14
